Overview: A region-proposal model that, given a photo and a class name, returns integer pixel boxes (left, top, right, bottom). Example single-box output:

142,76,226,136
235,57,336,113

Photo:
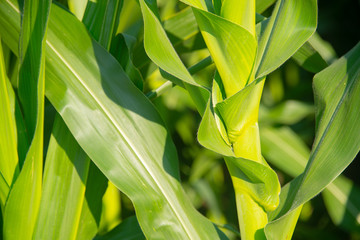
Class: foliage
0,0,359,239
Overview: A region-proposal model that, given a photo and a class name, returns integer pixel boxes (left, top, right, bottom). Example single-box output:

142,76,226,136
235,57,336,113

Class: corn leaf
68,0,88,20
265,42,360,238
197,101,233,156
0,1,227,239
256,0,276,13
76,162,108,240
261,126,360,234
139,0,200,87
0,40,17,207
110,34,144,90
83,1,143,89
3,0,50,239
33,115,91,239
83,0,123,51
190,5,257,97
255,0,317,79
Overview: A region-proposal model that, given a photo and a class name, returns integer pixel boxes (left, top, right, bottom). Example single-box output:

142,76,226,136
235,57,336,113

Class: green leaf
94,216,145,240
198,101,233,156
292,34,329,73
68,0,88,20
83,0,123,51
255,0,317,78
76,162,108,240
266,42,360,238
0,1,228,239
215,79,264,146
291,33,336,74
33,115,91,239
110,34,144,90
221,0,255,35
0,172,9,213
261,126,360,234
139,0,201,87
256,0,276,13
3,0,51,239
191,6,257,97
260,126,308,177
0,40,18,201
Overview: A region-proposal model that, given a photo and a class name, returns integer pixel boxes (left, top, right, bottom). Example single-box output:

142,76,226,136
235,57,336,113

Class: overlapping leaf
255,0,317,78
265,42,360,238
0,40,17,210
0,1,227,239
3,0,50,239
33,115,90,239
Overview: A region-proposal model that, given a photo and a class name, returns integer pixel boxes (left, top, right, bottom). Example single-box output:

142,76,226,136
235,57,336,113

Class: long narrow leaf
0,1,227,239
33,115,90,239
0,40,18,207
255,0,317,78
265,42,360,238
3,0,50,239
83,0,123,50
261,126,360,234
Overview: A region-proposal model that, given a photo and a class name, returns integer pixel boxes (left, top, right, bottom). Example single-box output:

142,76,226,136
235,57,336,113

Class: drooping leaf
139,0,201,87
265,42,360,238
261,126,360,235
3,0,51,239
0,1,228,239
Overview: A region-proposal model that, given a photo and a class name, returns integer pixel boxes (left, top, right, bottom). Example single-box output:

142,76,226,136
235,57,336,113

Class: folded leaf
191,7,257,97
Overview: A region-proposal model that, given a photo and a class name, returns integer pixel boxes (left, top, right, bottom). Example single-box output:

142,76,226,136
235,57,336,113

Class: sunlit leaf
266,42,360,238
255,0,317,78
3,0,50,239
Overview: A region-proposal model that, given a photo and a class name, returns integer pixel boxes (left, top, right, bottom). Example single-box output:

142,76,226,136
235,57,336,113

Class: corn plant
0,0,359,239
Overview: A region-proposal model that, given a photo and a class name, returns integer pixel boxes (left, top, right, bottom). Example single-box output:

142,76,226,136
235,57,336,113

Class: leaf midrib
45,41,193,238
6,1,193,238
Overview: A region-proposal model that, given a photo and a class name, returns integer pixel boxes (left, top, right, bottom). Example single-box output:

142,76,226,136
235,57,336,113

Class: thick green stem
235,192,267,240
